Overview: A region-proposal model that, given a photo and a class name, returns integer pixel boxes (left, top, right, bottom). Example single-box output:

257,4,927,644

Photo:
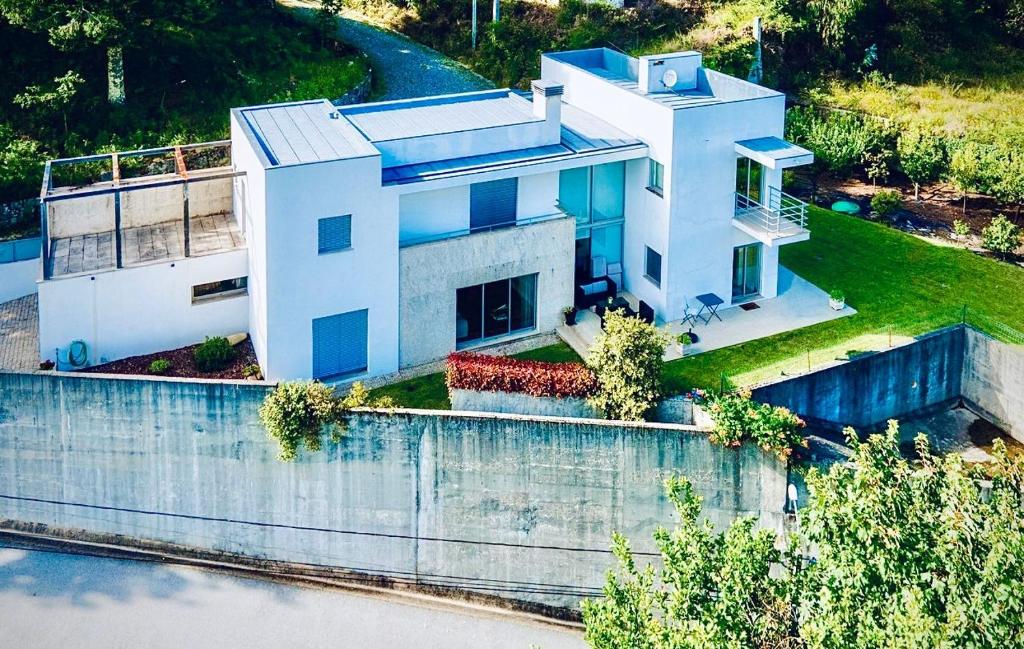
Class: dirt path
282,0,493,100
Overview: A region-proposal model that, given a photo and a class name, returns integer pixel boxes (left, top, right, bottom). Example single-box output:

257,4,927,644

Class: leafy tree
897,126,946,201
316,0,345,47
786,106,871,200
0,124,45,201
807,0,866,47
947,141,999,214
582,476,796,649
584,422,1024,648
990,141,1024,216
981,214,1022,259
586,309,666,421
13,71,84,136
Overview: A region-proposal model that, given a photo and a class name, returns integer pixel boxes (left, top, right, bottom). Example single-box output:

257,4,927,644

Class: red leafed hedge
445,352,598,399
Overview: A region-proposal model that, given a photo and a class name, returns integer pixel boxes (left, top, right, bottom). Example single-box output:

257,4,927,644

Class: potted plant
828,288,845,311
563,306,578,326
676,331,695,355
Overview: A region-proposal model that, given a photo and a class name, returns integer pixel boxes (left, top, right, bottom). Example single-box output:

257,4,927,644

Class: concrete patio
556,266,856,361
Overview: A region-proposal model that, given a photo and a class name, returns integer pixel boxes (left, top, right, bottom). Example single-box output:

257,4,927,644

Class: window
644,246,662,287
456,274,537,345
192,276,247,303
470,178,518,232
312,309,368,379
318,215,352,254
736,157,764,203
647,160,664,196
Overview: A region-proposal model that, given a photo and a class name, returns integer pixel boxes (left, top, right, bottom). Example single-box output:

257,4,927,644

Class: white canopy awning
735,136,814,170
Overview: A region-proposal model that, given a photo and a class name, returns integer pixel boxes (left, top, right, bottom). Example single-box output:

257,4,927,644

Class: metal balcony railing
734,186,808,237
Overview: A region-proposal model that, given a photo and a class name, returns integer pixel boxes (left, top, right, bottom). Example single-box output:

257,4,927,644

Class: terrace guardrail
734,186,808,237
0,236,41,264
398,210,571,248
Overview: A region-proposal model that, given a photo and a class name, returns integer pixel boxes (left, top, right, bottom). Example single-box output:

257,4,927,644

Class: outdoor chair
680,298,698,328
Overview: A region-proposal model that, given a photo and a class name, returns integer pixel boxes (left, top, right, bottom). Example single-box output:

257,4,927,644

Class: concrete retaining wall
452,388,695,425
962,327,1024,443
0,370,786,608
752,326,965,433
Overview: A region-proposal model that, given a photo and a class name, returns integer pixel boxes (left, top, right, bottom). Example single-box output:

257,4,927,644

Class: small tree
897,126,946,201
870,188,902,217
316,0,344,48
586,309,666,421
13,70,84,136
981,214,1022,259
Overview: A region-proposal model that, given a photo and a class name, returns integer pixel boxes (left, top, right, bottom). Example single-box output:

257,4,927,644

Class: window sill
192,289,248,305
643,274,661,289
318,246,353,256
645,186,663,198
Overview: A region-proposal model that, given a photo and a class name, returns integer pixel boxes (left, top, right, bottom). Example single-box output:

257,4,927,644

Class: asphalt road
282,0,493,100
0,546,587,649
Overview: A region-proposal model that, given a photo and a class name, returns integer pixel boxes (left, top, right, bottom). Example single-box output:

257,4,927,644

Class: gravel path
282,0,493,100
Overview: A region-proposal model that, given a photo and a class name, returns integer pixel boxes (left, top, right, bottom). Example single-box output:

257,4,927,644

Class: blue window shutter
312,309,368,379
318,215,352,254
470,178,518,231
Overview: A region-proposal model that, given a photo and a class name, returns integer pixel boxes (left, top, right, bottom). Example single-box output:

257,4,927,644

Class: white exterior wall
231,114,269,370
398,216,574,368
0,259,39,303
665,95,786,317
399,186,469,244
260,156,399,381
516,172,560,219
38,249,249,367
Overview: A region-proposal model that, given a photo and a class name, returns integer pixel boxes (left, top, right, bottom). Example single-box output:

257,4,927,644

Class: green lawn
373,207,1024,409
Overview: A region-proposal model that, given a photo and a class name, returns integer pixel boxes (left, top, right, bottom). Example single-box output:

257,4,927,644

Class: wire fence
718,305,1023,392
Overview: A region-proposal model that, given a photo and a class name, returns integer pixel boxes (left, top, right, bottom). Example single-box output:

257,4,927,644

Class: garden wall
752,326,965,433
0,370,787,609
451,388,695,424
962,327,1024,443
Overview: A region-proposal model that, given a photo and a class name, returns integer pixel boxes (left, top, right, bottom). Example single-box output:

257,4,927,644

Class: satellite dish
661,68,678,89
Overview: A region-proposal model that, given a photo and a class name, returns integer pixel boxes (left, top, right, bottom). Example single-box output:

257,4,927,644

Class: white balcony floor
557,266,856,362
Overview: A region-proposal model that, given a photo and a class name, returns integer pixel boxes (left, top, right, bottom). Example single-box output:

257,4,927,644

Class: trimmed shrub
446,352,598,399
870,189,902,216
148,359,171,375
193,336,236,372
242,363,263,379
703,389,807,460
586,309,667,421
982,214,1022,259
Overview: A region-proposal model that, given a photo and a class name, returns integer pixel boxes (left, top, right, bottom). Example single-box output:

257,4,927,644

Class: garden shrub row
445,352,598,399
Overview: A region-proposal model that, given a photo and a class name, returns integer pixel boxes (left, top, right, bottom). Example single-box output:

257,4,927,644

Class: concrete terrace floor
0,294,38,372
558,267,856,362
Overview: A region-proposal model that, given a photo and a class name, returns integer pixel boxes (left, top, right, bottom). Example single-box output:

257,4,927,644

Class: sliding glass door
456,274,538,346
736,157,765,203
732,244,761,301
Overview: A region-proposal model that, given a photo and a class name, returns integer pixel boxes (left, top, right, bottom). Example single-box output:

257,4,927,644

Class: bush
870,189,902,216
703,389,807,460
446,352,598,399
193,336,236,372
242,363,263,379
981,214,1022,258
148,359,171,375
953,219,971,239
259,380,392,461
586,309,667,421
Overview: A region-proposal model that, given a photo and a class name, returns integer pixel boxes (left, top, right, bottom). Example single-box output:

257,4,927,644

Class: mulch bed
80,339,258,380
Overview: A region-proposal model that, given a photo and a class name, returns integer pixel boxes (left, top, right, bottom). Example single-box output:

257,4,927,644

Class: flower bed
445,352,598,399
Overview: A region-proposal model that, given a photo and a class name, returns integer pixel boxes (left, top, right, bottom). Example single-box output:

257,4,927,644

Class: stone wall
752,326,965,433
962,327,1024,443
0,370,787,608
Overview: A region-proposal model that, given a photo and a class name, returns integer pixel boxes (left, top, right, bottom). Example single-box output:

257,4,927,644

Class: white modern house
35,48,820,381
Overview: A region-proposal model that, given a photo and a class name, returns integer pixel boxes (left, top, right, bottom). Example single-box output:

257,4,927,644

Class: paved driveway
283,0,493,100
0,546,586,649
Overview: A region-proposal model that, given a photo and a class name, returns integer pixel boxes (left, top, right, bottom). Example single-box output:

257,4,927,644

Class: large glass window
736,157,764,203
558,166,591,227
456,274,538,346
591,161,625,222
732,243,761,300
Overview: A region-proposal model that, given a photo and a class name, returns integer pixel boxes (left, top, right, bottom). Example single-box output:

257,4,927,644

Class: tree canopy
584,421,1024,648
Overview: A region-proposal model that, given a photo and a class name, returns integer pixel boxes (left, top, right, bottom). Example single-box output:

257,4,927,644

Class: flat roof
545,48,779,108
382,101,645,185
341,90,539,142
735,136,814,169
236,99,378,167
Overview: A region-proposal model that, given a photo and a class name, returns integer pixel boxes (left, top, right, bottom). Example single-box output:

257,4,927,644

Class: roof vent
329,111,340,120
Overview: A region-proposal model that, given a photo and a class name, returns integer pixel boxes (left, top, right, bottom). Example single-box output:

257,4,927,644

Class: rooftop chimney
531,80,563,145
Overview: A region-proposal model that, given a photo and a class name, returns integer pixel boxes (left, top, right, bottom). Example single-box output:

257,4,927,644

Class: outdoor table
694,293,724,325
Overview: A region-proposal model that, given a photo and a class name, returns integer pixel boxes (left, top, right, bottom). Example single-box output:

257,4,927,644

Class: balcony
732,186,809,246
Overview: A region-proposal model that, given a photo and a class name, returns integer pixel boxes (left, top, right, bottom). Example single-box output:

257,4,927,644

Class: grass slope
375,207,1024,409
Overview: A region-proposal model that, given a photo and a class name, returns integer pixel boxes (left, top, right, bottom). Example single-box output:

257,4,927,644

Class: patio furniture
598,296,635,328
679,297,699,328
606,261,623,288
638,300,655,324
575,276,617,309
694,292,724,325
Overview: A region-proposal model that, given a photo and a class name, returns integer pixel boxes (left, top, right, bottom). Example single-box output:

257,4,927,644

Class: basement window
192,276,248,304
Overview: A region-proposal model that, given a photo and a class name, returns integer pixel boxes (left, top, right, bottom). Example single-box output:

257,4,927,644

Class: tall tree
584,422,1024,648
897,126,946,201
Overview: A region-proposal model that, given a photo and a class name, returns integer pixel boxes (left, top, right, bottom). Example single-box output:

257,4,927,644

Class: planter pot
829,297,845,311
564,310,578,326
